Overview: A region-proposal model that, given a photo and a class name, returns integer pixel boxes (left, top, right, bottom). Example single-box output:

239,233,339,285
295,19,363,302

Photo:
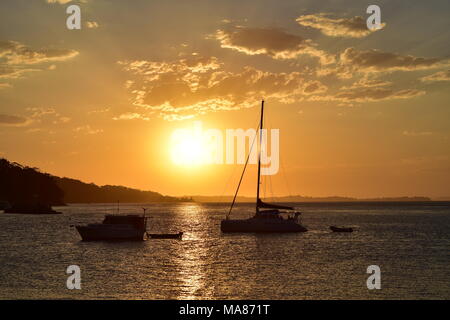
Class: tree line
0,158,189,206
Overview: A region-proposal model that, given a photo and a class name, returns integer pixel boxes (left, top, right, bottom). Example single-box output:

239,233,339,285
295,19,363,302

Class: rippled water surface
0,202,449,299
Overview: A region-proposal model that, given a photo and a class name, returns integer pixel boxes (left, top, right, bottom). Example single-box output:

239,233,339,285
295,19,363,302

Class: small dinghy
330,226,353,233
147,232,183,239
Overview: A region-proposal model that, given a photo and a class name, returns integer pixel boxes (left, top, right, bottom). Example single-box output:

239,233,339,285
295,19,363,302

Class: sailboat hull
76,225,145,241
221,218,307,233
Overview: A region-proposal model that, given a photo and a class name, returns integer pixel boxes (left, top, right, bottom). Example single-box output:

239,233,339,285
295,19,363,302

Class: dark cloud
0,65,38,79
0,40,79,65
310,87,425,103
341,77,392,89
212,26,335,64
118,55,326,120
303,80,327,95
420,70,450,82
340,48,445,72
0,114,29,126
297,14,385,38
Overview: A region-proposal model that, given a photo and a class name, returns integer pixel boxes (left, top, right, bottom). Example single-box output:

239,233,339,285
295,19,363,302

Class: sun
170,130,211,166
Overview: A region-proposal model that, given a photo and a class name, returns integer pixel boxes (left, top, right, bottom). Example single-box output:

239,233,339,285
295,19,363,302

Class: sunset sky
1,0,449,198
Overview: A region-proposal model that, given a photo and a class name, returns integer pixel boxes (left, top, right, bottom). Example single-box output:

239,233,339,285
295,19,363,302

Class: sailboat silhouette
221,100,308,233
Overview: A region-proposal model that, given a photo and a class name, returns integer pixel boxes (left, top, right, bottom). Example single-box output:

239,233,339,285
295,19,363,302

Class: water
0,202,449,299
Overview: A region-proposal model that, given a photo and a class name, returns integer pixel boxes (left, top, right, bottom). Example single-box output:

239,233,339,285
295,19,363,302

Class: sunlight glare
170,125,213,166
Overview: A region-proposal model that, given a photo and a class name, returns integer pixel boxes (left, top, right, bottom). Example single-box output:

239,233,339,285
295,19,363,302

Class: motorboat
76,214,147,241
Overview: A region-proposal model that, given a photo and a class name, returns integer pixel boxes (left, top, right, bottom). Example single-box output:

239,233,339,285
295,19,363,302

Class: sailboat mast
256,100,264,214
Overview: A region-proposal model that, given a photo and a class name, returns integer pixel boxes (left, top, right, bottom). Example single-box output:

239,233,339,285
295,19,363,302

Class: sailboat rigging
221,100,307,233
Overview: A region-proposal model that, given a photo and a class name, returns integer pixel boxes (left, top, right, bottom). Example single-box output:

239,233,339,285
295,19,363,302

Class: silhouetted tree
0,158,65,206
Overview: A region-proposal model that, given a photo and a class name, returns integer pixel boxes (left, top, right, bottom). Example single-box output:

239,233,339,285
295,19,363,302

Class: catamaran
221,100,308,233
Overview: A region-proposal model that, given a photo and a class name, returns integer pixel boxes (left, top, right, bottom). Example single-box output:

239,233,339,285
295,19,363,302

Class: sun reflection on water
173,203,212,299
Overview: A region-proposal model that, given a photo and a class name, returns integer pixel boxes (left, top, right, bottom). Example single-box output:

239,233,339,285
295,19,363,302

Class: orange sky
1,0,449,198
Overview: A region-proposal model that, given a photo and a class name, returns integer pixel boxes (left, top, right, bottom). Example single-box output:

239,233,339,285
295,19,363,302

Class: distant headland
188,195,432,203
0,158,191,211
0,158,438,212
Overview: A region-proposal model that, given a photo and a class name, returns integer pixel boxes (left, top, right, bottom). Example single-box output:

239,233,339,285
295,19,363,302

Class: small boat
220,100,308,233
4,203,62,215
147,232,183,239
76,214,148,241
330,226,353,233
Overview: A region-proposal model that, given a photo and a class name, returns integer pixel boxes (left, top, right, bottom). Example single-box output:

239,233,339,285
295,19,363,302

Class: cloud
0,109,66,128
46,0,72,3
309,87,425,103
316,65,353,79
297,14,385,38
73,125,103,135
0,40,79,65
402,130,433,137
119,55,325,120
0,41,78,81
0,83,12,89
420,70,450,82
0,114,31,126
302,80,328,95
26,107,71,125
46,0,87,4
334,88,425,102
317,48,447,80
88,107,110,115
120,56,221,78
340,48,445,73
341,77,392,90
212,26,335,64
113,112,151,121
0,108,70,129
86,21,99,29
0,65,39,79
